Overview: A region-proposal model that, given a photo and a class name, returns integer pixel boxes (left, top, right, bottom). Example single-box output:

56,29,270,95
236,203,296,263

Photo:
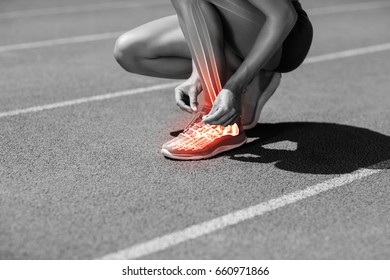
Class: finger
207,103,219,116
216,110,237,126
220,113,239,127
175,89,192,113
207,110,236,126
203,107,228,124
188,88,199,112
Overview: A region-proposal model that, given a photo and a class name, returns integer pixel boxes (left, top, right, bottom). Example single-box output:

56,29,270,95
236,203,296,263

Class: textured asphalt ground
0,0,389,259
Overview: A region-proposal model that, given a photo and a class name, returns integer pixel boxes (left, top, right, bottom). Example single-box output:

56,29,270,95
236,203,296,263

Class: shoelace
183,109,210,131
171,122,240,151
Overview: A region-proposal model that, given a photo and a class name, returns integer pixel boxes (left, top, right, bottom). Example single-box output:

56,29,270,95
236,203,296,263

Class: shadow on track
171,122,390,174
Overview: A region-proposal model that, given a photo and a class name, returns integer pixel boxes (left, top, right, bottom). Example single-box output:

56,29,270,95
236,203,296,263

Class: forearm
224,12,297,94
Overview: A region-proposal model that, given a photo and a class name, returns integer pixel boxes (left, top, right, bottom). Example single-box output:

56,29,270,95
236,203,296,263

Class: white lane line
307,0,390,16
0,31,124,53
100,166,383,259
1,0,389,20
304,43,390,64
1,42,390,119
0,82,180,119
0,1,170,20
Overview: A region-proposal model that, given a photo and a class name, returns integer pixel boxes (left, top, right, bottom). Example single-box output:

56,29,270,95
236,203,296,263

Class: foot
161,109,247,160
241,71,281,130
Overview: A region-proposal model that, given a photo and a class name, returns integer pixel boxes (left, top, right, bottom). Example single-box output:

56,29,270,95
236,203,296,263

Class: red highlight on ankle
171,18,240,152
196,62,220,105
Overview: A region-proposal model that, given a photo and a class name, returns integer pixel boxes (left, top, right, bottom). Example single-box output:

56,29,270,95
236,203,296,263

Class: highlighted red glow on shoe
168,123,239,151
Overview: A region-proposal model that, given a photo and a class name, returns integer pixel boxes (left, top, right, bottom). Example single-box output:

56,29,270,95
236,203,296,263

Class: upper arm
248,0,297,24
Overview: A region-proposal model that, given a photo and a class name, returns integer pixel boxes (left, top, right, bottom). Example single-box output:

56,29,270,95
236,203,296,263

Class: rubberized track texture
0,0,390,260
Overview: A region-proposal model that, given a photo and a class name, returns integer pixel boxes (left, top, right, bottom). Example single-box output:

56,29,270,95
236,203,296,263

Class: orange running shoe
161,109,247,160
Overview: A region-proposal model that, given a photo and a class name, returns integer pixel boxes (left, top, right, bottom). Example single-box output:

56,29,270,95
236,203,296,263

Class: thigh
207,0,282,70
120,15,191,59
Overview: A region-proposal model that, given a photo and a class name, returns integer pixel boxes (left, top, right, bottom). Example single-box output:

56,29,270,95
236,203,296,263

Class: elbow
268,6,297,32
281,7,298,31
286,8,298,28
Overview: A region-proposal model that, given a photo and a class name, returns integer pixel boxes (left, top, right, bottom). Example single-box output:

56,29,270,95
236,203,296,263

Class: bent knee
113,33,147,73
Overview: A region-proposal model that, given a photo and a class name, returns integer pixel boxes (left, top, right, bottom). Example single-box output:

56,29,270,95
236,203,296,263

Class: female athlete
114,0,313,160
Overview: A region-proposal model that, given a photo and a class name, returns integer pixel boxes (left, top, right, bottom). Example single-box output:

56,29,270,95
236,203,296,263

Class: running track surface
0,0,389,259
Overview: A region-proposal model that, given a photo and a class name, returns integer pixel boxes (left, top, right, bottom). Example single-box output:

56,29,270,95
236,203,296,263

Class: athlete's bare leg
205,0,282,70
114,1,282,120
171,0,282,119
114,16,192,79
114,15,243,80
171,0,229,109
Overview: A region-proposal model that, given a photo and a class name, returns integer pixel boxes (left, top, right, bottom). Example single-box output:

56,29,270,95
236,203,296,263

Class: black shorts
273,1,313,73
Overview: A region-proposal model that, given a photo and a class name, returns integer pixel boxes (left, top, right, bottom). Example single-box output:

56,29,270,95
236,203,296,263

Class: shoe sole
243,72,281,130
161,137,247,161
